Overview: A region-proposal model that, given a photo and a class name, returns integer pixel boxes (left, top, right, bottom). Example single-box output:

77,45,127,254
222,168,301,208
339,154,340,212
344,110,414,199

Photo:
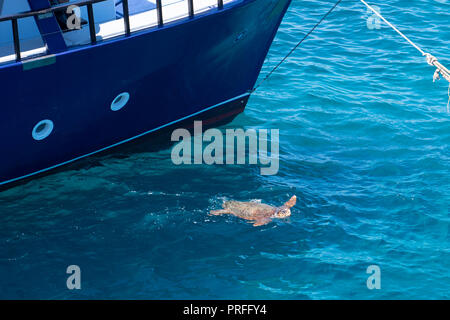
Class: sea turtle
210,196,297,226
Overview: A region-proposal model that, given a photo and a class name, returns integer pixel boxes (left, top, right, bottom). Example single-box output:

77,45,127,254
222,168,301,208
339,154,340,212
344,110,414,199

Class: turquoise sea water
1,0,449,299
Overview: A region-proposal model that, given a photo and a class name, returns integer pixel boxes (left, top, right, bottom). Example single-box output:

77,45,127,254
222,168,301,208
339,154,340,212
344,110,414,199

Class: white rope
361,0,450,111
361,0,426,55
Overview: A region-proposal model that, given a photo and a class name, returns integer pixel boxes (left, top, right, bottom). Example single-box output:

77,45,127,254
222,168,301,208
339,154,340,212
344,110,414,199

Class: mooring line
252,0,343,92
254,0,450,112
360,0,450,99
360,0,426,56
360,0,450,113
360,0,450,112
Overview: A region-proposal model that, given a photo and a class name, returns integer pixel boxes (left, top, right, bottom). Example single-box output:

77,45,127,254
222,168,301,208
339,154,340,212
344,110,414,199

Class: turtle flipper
253,218,272,227
284,195,297,208
209,209,233,216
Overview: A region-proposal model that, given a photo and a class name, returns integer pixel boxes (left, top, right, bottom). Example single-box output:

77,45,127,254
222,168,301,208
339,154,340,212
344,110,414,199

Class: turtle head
272,196,297,218
273,207,291,218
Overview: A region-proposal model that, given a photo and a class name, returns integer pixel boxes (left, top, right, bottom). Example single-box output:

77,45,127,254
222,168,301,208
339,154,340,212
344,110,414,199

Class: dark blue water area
1,0,449,299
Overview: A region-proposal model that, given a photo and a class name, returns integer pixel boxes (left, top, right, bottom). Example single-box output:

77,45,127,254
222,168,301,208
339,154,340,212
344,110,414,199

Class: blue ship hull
0,0,291,189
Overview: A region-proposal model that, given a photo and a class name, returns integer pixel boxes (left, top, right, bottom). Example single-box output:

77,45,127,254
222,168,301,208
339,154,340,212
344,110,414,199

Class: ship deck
0,0,235,65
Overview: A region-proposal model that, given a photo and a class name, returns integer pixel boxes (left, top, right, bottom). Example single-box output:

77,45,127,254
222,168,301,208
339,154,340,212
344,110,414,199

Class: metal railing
0,0,226,63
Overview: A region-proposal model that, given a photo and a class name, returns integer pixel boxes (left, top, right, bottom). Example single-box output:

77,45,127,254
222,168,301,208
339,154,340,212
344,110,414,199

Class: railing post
156,0,163,27
218,0,223,9
11,18,21,62
188,0,194,18
122,0,131,36
87,3,96,44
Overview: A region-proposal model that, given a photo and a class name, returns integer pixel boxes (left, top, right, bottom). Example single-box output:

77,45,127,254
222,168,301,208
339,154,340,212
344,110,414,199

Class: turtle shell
223,200,276,219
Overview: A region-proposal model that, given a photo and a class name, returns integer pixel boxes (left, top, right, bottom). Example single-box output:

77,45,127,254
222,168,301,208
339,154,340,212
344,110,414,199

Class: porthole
32,119,54,141
111,92,130,111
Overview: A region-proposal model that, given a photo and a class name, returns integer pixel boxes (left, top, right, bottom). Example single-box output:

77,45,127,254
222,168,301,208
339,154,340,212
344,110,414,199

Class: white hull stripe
0,92,250,187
